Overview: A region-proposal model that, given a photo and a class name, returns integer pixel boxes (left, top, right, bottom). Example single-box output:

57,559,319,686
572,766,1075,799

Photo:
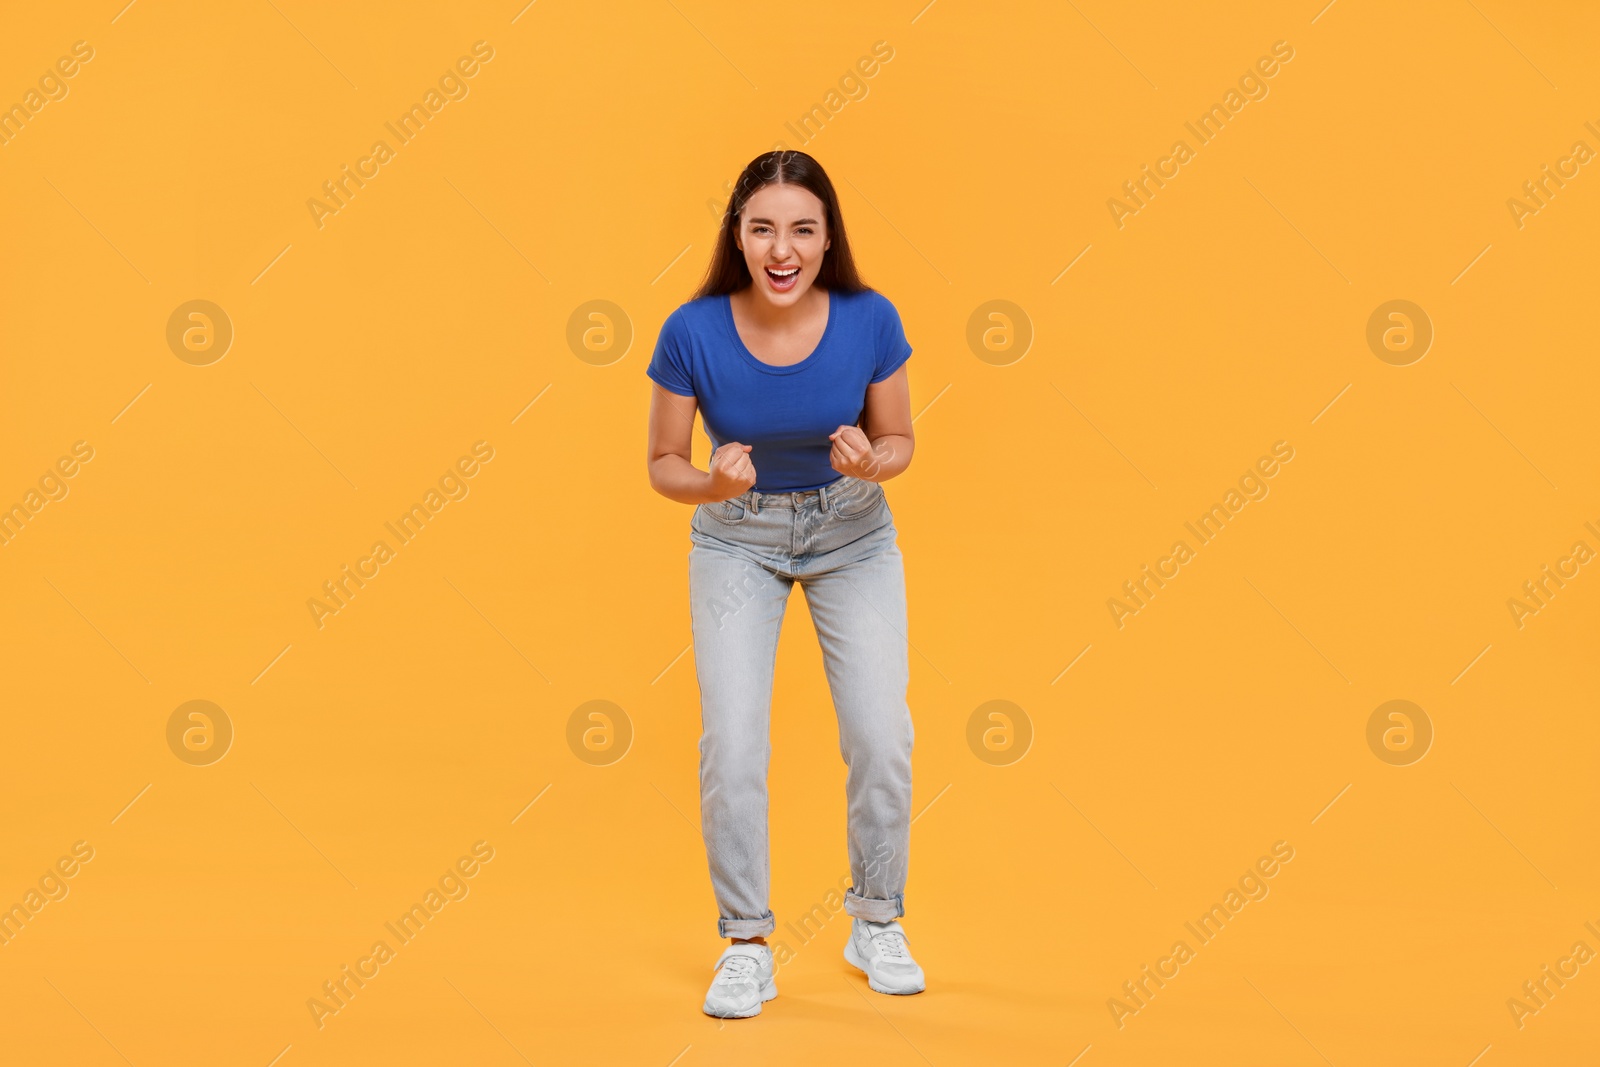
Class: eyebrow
747,217,820,226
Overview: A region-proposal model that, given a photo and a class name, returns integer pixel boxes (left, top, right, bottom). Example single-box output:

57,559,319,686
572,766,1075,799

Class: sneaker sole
702,976,778,1018
843,939,925,995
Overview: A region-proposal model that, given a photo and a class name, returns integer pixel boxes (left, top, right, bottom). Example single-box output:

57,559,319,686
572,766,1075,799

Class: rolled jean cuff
718,912,776,938
843,889,904,923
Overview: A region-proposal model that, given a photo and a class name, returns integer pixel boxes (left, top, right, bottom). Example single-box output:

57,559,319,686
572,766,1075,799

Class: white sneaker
703,942,778,1018
844,918,926,994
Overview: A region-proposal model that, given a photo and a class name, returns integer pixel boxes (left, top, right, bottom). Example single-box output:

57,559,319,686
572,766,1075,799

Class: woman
645,150,925,1018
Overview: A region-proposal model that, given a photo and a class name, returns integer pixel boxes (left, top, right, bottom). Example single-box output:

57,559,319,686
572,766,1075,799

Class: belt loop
748,489,759,515
819,480,831,516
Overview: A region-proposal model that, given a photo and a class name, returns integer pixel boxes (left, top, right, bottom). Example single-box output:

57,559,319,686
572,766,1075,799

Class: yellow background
2,1,1596,1063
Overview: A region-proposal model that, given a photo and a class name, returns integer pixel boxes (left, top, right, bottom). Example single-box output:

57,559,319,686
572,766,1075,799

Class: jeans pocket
832,478,884,520
699,498,751,526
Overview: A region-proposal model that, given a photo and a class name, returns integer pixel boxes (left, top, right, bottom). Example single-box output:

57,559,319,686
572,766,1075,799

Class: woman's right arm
648,385,758,504
647,384,718,504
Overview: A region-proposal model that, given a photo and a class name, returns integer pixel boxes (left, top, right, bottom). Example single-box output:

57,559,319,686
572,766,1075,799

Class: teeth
768,267,798,277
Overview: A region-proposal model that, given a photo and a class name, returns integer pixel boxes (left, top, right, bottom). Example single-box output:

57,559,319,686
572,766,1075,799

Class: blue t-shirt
646,288,912,492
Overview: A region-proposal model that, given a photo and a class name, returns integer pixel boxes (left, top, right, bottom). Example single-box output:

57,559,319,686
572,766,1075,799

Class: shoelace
870,930,910,962
714,954,759,984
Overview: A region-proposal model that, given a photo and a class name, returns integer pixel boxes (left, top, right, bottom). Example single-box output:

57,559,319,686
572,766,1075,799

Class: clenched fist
828,424,884,479
707,441,757,501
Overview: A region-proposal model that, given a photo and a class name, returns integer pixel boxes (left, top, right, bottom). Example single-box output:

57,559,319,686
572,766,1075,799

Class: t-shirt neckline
721,288,834,375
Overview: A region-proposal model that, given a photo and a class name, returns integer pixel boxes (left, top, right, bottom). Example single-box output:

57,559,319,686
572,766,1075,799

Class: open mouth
764,265,800,291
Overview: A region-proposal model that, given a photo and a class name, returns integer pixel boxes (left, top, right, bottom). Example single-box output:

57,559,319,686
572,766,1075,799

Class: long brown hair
690,150,870,300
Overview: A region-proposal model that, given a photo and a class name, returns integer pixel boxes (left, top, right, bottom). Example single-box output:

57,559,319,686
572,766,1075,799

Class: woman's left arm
830,363,914,483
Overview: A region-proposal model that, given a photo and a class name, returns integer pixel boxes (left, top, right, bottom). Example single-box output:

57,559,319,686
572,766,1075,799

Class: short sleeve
646,309,696,397
870,294,913,384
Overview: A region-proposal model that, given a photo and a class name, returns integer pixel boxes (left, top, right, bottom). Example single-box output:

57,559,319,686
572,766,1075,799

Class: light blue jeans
687,474,913,939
